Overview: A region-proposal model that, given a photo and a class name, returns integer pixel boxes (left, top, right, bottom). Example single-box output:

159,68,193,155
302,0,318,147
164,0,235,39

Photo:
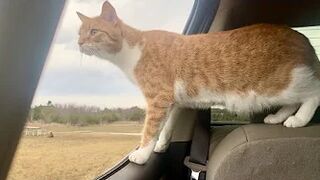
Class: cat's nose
78,40,84,46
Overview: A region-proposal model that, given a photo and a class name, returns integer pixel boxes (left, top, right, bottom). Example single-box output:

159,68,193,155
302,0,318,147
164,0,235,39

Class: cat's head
77,1,123,59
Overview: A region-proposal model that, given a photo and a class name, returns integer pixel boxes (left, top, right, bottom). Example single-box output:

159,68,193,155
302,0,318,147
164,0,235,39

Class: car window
7,0,193,180
294,26,320,57
211,106,249,123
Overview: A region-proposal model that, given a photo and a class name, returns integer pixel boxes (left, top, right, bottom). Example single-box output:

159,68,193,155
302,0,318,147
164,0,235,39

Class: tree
28,104,146,125
32,106,44,121
47,101,53,106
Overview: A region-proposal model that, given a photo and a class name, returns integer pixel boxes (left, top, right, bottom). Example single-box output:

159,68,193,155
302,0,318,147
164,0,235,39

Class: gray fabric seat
206,124,320,180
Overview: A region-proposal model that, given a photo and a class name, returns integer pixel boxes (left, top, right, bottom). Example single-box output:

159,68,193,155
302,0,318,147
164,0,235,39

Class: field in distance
7,121,142,180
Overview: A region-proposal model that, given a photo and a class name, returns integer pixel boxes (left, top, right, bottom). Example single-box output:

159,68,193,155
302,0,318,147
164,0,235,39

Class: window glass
294,26,320,57
211,106,249,123
7,0,193,179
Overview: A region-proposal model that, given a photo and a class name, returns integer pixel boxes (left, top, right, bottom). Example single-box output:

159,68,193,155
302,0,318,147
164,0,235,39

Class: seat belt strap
184,110,211,180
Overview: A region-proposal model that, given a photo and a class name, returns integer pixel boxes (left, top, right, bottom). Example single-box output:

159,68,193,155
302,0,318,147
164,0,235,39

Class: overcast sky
32,0,194,108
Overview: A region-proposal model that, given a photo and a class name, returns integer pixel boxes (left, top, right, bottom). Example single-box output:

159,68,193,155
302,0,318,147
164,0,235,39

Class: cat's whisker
80,53,83,66
89,48,94,55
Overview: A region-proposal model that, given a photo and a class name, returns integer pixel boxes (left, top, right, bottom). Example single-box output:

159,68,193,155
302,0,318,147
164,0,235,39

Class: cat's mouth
79,45,96,56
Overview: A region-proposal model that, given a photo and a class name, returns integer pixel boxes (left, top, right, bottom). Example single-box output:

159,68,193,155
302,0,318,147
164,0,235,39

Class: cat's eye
90,29,98,35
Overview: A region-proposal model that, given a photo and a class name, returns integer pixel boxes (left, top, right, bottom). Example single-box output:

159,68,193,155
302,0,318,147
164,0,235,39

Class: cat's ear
100,1,118,25
77,12,90,22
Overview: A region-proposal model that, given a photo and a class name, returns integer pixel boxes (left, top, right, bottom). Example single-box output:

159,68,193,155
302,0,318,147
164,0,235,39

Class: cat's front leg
154,106,180,152
264,104,300,124
129,105,169,165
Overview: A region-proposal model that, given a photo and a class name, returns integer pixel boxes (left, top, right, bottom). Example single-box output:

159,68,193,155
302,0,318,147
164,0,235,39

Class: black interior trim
189,110,211,165
0,2,65,180
162,142,191,180
103,153,167,180
311,108,320,124
211,0,320,31
95,152,131,180
183,0,221,34
96,142,191,180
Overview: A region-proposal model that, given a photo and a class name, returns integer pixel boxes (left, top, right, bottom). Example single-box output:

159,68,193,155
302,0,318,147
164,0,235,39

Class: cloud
37,66,140,96
38,43,139,96
44,43,114,70
111,0,194,32
54,0,193,46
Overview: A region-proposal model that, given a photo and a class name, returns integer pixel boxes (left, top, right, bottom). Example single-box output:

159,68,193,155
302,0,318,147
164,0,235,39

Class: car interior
1,0,320,180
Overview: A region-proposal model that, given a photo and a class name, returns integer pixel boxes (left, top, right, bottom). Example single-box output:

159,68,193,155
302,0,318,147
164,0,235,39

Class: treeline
29,102,248,126
29,103,145,126
211,108,248,122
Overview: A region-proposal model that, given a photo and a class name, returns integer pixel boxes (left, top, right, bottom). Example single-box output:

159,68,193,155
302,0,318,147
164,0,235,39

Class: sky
294,27,320,56
32,0,194,108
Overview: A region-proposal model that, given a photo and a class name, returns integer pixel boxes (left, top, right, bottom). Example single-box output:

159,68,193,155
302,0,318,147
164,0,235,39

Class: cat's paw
154,140,170,153
264,114,283,124
283,116,307,128
128,140,155,165
129,149,150,165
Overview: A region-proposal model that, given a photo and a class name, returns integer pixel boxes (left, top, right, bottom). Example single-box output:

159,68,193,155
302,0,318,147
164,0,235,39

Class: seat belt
184,110,211,180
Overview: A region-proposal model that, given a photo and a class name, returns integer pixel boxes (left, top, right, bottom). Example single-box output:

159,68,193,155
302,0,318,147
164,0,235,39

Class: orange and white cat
77,1,320,164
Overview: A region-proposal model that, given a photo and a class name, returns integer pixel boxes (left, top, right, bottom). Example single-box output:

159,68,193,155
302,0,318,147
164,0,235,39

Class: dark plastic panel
0,1,65,179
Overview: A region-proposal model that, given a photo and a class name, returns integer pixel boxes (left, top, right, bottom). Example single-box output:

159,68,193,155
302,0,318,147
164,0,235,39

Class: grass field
7,122,143,180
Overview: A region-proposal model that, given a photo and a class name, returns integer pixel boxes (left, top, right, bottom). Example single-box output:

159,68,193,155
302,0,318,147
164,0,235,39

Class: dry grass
7,122,142,180
28,121,143,133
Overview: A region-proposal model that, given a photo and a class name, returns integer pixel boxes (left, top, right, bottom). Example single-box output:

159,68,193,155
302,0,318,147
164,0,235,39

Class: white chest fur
101,41,142,84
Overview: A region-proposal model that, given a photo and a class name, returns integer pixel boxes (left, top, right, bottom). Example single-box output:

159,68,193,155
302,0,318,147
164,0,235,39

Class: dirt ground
7,122,142,180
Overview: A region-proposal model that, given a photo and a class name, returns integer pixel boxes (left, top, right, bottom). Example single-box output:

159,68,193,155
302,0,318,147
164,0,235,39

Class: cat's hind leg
284,97,319,128
264,104,300,124
154,106,180,153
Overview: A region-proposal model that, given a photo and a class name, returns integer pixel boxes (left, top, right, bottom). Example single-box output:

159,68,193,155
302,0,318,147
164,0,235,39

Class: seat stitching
229,126,249,151
241,126,249,142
